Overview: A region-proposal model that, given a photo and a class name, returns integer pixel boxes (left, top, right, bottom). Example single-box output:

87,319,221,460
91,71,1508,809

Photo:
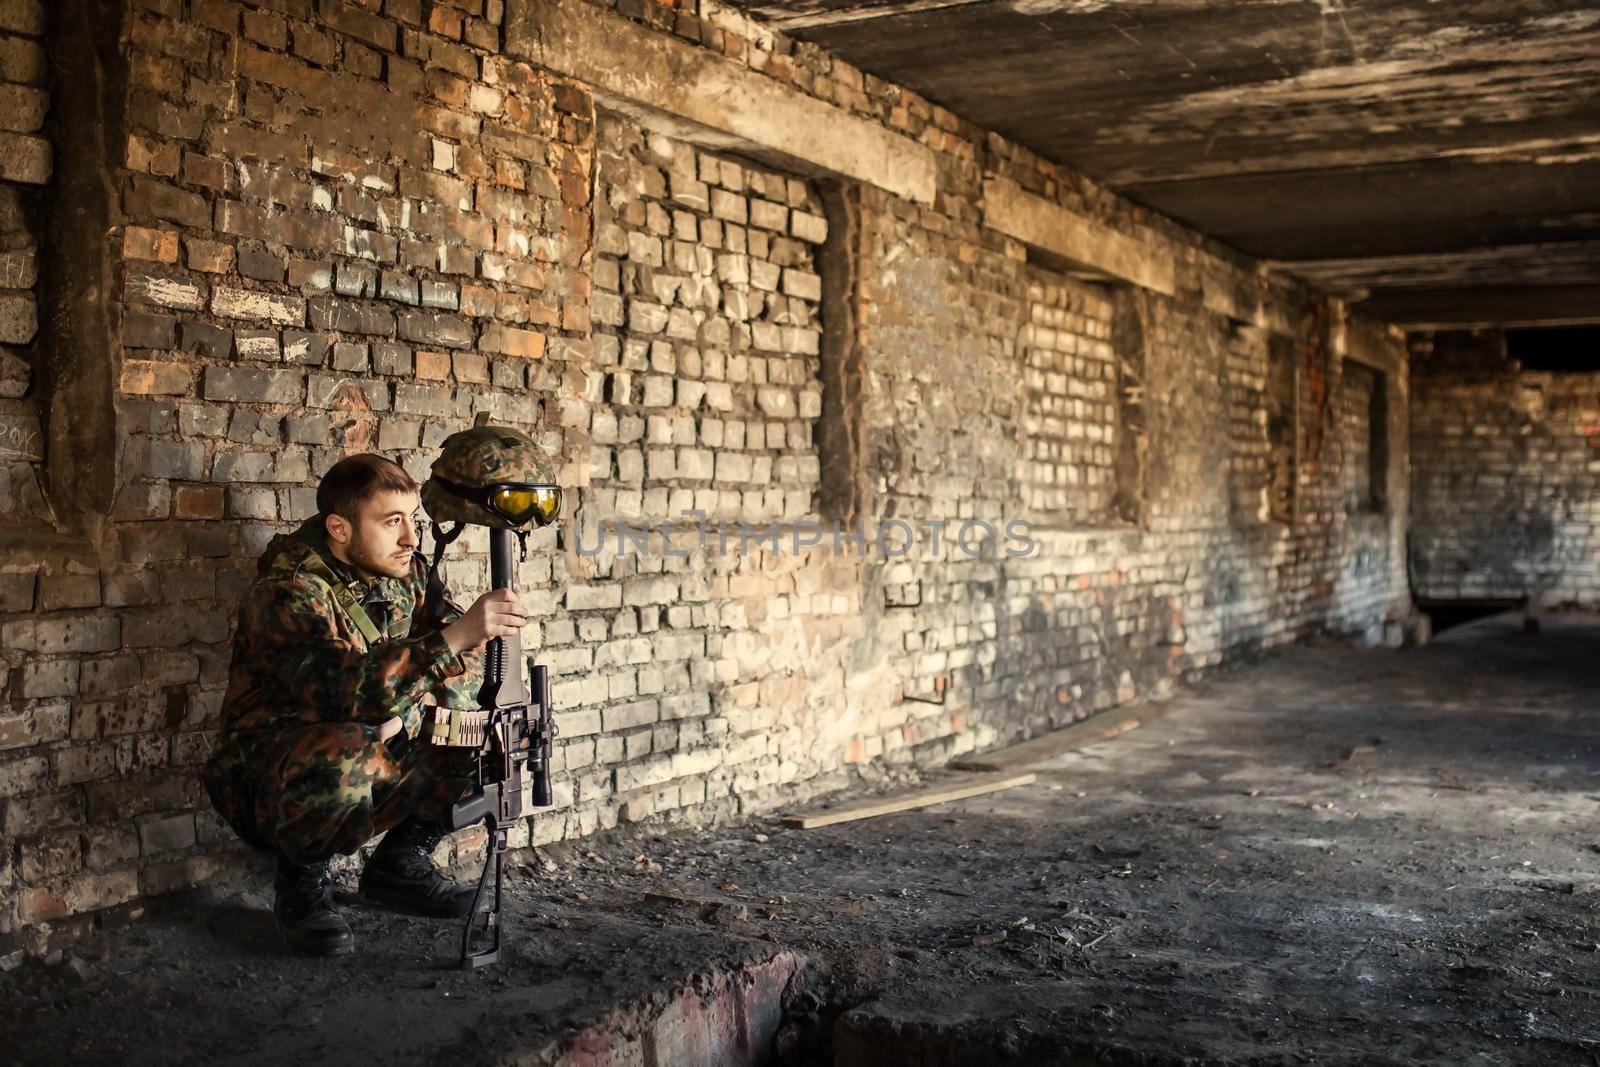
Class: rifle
446,526,558,969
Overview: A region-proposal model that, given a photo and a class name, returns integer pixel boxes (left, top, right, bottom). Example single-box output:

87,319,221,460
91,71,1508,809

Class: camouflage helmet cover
421,420,557,530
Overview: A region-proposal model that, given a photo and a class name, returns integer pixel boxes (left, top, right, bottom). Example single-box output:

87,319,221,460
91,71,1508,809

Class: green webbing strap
291,524,384,646
295,544,384,647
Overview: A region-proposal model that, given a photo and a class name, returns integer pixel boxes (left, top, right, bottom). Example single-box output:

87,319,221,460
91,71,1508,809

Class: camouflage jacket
213,518,477,753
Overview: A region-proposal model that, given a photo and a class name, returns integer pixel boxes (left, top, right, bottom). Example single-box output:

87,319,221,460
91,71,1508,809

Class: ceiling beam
1279,241,1600,293
749,0,991,32
1114,135,1600,189
745,0,1308,31
1358,285,1600,330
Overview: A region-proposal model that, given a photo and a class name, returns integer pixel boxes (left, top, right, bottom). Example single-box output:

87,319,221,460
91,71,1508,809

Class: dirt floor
5,613,1600,1066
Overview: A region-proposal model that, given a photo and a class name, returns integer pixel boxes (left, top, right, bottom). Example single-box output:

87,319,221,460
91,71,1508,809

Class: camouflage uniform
202,518,481,865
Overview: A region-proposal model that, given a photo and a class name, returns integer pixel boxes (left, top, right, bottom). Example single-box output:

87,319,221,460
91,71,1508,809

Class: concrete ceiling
734,0,1600,329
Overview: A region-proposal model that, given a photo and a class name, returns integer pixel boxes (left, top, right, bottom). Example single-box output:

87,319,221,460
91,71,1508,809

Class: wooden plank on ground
951,703,1167,773
781,772,1037,830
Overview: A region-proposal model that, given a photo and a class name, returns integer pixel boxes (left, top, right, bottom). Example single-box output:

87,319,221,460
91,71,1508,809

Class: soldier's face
328,489,422,581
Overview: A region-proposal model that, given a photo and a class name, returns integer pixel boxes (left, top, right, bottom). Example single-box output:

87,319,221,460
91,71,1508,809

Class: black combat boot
358,816,474,918
273,855,355,957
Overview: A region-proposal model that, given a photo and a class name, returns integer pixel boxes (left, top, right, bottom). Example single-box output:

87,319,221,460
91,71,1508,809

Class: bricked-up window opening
1226,323,1273,525
1506,326,1600,373
1266,335,1300,524
588,117,825,527
1018,269,1119,524
1341,360,1387,515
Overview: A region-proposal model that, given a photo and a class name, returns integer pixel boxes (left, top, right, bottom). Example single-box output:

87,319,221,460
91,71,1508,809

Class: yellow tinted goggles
484,484,561,527
437,477,562,527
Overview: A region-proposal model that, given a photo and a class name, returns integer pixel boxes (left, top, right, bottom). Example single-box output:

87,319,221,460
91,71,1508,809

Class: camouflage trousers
202,720,479,866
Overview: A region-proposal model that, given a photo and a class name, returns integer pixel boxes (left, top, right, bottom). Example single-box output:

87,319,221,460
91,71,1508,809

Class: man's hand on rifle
442,588,527,655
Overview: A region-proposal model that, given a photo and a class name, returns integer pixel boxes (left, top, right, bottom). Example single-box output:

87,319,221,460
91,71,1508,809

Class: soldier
202,452,528,956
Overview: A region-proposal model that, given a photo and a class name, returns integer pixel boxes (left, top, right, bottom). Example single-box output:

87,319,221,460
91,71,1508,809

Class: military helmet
421,416,561,530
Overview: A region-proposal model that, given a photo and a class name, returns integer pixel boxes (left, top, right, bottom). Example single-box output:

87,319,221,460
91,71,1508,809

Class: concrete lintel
1264,297,1307,340
1344,310,1406,378
981,177,1176,297
505,0,938,206
1187,248,1268,327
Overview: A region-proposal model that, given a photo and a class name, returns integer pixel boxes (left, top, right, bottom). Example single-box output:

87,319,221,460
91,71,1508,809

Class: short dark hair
316,453,418,521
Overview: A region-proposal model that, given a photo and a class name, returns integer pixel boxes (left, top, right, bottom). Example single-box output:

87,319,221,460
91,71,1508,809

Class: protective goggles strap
426,521,466,587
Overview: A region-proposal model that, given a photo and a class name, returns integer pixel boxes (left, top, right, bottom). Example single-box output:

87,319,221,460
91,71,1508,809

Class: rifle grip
452,789,494,830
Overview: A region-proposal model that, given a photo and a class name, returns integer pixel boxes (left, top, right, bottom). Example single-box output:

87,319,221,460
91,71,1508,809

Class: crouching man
202,454,525,956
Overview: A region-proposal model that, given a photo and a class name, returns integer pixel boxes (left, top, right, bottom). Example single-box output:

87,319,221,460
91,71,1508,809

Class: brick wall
1341,361,1378,514
0,1,47,529
1410,334,1599,608
0,0,1413,952
3,0,598,940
